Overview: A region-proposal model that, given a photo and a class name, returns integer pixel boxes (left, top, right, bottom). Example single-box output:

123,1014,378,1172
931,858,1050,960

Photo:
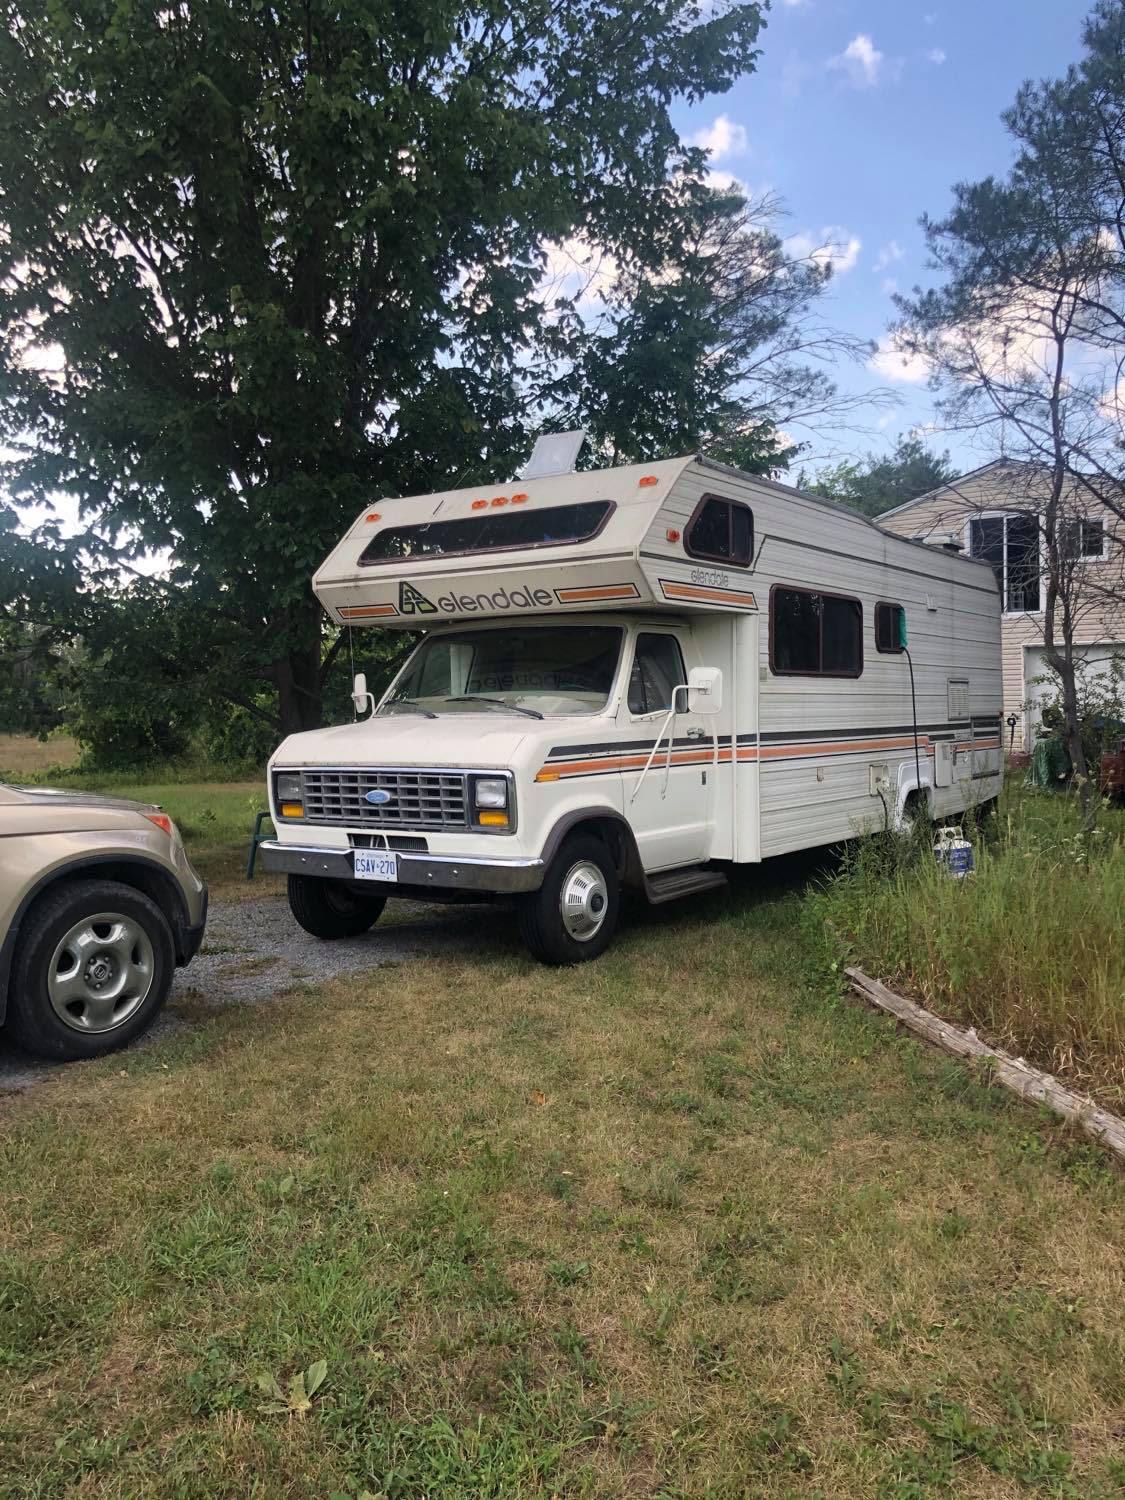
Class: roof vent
520,429,587,480
940,535,964,553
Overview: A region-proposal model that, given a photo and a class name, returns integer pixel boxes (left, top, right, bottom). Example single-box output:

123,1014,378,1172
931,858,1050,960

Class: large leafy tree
0,0,764,734
805,436,957,517
891,0,1125,815
570,184,882,472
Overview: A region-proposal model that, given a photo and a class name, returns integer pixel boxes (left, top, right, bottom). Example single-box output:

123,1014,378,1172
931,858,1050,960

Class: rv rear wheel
517,834,620,966
287,875,386,940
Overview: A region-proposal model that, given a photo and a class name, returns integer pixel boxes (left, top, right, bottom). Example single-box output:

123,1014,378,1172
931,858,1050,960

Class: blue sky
674,0,1095,475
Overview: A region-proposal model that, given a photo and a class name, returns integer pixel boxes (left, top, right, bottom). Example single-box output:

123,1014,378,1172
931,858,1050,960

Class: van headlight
275,771,304,818
470,775,513,830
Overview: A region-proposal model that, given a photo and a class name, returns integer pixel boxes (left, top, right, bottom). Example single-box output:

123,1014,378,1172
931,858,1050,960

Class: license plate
353,850,399,883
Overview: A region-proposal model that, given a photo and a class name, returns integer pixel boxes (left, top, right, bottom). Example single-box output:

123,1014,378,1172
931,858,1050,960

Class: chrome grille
300,768,467,829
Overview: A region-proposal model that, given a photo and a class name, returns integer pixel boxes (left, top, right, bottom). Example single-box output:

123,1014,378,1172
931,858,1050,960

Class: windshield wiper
445,694,544,720
381,699,438,720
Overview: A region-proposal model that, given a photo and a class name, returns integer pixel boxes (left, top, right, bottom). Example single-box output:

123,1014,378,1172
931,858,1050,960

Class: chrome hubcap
47,913,155,1034
559,860,609,941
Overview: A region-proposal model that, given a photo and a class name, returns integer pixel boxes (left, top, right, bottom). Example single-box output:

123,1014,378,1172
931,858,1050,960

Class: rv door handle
685,727,705,740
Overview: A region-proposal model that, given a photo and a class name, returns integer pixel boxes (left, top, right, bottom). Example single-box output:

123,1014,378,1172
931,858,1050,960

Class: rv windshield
382,626,622,717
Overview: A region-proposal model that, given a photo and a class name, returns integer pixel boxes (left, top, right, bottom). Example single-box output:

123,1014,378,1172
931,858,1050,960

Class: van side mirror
352,671,370,715
687,666,722,715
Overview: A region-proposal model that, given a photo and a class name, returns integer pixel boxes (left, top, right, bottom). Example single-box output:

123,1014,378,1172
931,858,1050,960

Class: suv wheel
517,834,620,965
287,874,386,939
5,880,174,1061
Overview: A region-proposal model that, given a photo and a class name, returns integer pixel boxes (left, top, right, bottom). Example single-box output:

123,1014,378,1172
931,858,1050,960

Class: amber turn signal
280,802,305,819
478,810,509,827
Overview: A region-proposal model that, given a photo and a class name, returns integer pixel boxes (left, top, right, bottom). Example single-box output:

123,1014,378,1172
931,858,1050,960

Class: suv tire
287,874,386,939
517,834,620,965
5,879,175,1061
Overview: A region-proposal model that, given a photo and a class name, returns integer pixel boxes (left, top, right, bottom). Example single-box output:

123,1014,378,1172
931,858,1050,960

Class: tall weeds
812,788,1125,1106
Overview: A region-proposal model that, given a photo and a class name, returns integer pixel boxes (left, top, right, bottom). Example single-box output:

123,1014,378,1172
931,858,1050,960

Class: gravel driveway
0,894,501,1095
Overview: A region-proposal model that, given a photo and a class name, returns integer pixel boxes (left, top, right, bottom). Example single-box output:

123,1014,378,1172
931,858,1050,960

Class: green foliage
1027,650,1125,769
804,437,957,517
811,785,1125,1106
0,0,767,734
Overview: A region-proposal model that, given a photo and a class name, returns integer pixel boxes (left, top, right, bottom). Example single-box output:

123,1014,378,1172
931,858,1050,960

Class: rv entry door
622,630,715,870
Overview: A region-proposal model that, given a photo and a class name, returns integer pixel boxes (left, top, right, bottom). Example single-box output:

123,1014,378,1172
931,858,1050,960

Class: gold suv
0,783,207,1060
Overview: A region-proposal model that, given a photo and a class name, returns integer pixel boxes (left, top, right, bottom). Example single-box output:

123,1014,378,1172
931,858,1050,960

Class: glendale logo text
399,581,553,616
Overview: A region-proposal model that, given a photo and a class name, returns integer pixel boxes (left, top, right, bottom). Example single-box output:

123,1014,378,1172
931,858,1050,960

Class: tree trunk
273,599,324,736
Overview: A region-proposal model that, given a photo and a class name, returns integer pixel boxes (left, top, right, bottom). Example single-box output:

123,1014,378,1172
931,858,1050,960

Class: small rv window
875,602,905,654
684,495,753,567
771,586,862,677
628,634,687,715
359,500,614,566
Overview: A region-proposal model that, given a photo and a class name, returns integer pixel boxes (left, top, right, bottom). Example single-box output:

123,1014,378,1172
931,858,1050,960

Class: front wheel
517,835,620,966
5,879,174,1061
287,875,386,939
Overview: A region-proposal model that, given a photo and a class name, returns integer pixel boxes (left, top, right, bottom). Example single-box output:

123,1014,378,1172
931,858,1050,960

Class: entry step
644,865,729,905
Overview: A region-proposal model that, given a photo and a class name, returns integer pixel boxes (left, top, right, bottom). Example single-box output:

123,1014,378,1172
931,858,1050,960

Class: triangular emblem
399,582,437,616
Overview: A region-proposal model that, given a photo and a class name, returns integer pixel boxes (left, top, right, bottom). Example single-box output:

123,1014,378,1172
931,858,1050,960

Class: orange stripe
660,580,757,608
555,584,640,603
339,604,398,619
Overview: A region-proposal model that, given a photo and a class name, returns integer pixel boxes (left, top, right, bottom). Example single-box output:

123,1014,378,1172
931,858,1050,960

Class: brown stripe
660,580,757,609
555,583,641,603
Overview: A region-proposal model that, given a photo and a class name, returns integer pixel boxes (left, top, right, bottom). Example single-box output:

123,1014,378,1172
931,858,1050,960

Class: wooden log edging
845,966,1125,1162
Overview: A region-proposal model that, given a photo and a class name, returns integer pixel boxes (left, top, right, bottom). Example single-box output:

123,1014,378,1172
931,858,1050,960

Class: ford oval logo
364,788,393,806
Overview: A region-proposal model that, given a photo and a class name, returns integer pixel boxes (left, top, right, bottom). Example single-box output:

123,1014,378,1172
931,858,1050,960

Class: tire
287,874,386,939
517,834,620,966
4,879,174,1061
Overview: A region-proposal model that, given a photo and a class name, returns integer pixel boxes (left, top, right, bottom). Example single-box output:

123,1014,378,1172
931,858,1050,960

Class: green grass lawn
2,864,1123,1498
814,785,1125,1111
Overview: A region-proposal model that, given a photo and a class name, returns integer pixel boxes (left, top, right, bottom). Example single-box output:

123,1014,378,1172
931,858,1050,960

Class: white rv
260,452,1002,963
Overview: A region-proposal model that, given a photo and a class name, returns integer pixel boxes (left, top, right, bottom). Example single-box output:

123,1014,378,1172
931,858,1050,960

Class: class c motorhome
260,451,1003,963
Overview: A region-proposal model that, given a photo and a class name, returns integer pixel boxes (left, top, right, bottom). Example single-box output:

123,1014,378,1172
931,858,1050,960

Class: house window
629,633,687,714
968,514,1040,612
1061,517,1105,560
875,602,906,654
684,495,753,567
770,586,863,677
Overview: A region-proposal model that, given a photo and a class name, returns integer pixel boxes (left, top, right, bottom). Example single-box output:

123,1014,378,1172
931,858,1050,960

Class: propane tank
933,824,974,878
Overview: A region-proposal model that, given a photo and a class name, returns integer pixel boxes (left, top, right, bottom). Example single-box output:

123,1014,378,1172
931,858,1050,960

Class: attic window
684,494,753,567
359,500,614,565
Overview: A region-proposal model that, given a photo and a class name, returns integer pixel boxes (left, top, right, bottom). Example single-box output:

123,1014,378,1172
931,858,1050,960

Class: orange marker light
471,499,488,510
365,511,381,522
511,493,529,503
639,475,658,487
143,812,175,837
491,496,508,507
666,528,681,543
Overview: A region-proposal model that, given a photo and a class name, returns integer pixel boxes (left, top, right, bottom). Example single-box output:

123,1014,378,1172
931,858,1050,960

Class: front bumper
175,883,208,966
258,840,544,895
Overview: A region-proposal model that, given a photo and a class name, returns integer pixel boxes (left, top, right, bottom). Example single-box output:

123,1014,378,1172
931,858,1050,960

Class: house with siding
877,460,1125,751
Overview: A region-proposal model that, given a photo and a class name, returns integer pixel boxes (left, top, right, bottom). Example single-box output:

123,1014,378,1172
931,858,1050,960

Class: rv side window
358,500,614,565
684,495,753,567
875,602,905,654
628,634,687,715
770,586,863,677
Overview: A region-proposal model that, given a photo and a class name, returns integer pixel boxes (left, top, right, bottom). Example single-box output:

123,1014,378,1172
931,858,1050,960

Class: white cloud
538,235,619,310
704,166,749,196
881,277,899,296
830,33,884,88
873,240,904,273
786,226,862,276
869,334,931,383
926,47,946,64
691,113,748,163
